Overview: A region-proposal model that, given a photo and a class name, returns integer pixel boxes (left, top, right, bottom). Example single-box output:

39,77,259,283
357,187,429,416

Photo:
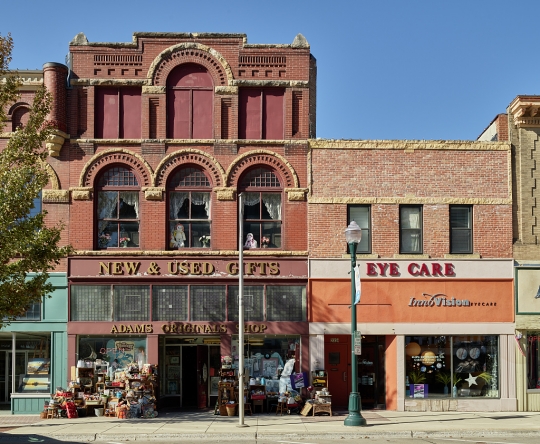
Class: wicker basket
226,403,237,416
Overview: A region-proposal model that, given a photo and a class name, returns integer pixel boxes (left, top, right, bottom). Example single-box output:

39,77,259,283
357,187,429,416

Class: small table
312,403,332,416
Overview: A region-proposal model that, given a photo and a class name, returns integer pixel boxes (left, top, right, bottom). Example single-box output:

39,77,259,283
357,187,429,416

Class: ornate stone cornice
308,139,510,151
215,86,238,95
509,96,540,127
231,80,308,88
70,79,150,86
285,188,308,201
214,187,236,201
142,86,166,94
142,187,164,200
42,189,69,203
70,187,93,200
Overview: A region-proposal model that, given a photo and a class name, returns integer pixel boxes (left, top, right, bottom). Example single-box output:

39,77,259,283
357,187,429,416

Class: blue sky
1,1,537,140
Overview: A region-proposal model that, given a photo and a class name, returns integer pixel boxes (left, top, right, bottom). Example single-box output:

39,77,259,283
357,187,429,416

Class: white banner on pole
354,264,361,305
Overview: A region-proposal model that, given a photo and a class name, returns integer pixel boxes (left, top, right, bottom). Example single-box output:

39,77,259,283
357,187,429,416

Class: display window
405,335,499,398
231,335,299,379
0,333,51,397
78,336,147,371
526,332,540,389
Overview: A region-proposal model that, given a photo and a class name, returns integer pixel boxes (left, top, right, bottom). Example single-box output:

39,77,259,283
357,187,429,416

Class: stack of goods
65,401,78,419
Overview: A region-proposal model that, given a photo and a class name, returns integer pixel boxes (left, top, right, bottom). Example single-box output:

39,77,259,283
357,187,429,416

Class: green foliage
475,371,492,383
408,370,426,384
435,371,452,386
0,33,72,324
453,373,463,386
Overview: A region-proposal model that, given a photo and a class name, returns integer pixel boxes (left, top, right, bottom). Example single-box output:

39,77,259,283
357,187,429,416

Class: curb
1,429,537,442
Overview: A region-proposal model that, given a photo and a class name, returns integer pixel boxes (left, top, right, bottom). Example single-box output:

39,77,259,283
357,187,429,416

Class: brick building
307,139,515,411
63,32,312,410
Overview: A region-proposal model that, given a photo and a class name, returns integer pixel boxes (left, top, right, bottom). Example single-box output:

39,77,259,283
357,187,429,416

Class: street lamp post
343,221,367,427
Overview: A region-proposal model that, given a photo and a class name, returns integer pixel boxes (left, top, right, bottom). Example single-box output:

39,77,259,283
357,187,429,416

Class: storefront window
15,333,51,394
113,285,149,321
71,284,307,322
267,286,306,321
79,336,146,370
232,335,300,380
405,335,499,398
152,286,188,321
527,332,540,389
228,286,264,321
191,286,226,321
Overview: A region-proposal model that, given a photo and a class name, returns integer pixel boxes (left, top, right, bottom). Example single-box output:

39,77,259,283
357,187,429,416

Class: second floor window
168,167,211,248
239,88,284,140
450,205,472,254
348,205,371,253
241,167,282,249
96,167,140,248
167,64,214,139
400,205,422,254
95,87,141,139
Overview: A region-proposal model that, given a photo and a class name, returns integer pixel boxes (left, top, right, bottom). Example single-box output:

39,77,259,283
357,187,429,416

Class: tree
0,33,71,324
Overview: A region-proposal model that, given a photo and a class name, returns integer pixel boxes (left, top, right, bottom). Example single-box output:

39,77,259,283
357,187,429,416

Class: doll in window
170,224,186,248
244,233,257,249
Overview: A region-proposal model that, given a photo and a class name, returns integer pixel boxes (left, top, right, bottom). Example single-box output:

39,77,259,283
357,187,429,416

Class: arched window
12,106,30,131
96,166,140,248
167,64,214,139
168,167,212,249
240,167,282,249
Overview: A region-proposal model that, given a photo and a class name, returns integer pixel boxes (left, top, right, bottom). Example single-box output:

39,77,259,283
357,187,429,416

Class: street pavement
1,409,540,442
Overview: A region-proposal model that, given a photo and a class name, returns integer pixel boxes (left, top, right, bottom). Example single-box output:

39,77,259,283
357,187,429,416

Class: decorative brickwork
226,150,298,188
80,149,153,187
42,190,69,203
149,42,232,87
154,149,226,187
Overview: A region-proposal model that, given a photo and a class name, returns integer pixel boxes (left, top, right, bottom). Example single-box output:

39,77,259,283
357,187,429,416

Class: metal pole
237,193,248,427
344,241,366,426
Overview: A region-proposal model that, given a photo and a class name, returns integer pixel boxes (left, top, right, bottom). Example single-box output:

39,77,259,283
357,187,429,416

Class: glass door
8,352,27,399
0,352,7,403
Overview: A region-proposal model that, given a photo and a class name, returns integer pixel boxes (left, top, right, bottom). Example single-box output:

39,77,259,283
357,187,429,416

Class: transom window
96,166,140,249
240,167,282,249
70,284,306,322
168,167,211,249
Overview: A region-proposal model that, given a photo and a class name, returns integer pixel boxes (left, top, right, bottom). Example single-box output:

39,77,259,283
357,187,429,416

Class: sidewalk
1,409,540,442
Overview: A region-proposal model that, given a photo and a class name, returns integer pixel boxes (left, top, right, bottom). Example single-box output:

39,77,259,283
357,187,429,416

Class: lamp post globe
344,220,367,427
345,220,362,244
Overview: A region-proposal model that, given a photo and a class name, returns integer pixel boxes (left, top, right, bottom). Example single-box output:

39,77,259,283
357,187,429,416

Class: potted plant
452,373,463,397
119,236,130,247
408,370,428,398
435,371,452,395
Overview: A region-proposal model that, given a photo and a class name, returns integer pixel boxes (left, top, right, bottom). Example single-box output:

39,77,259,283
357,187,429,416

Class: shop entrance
161,338,220,409
357,335,386,409
324,335,385,410
0,351,33,404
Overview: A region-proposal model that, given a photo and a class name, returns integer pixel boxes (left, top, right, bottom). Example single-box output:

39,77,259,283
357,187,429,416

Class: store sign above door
366,262,456,277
